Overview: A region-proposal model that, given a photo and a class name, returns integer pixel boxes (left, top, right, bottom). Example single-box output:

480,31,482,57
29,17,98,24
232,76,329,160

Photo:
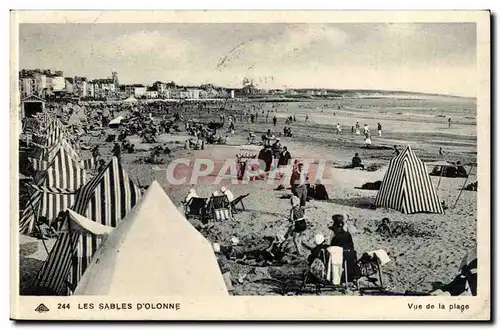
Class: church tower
112,71,119,88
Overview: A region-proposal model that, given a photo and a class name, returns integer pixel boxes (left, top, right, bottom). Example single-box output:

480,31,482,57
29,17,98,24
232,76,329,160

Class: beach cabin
21,94,46,118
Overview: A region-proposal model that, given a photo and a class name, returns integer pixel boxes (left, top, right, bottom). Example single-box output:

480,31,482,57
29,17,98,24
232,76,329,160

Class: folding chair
357,253,386,295
207,195,233,221
184,197,209,221
299,248,347,295
230,193,250,213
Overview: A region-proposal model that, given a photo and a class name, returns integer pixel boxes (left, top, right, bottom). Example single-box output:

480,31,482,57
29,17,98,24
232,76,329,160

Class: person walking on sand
448,117,452,128
305,115,309,124
439,147,444,157
363,124,369,135
273,116,277,127
364,129,372,148
291,162,309,207
355,121,361,135
282,196,307,256
336,123,342,134
377,123,382,136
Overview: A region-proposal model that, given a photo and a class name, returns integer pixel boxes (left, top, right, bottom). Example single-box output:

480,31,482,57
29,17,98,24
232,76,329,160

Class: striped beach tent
32,125,62,148
19,185,77,235
32,147,87,191
30,138,81,170
21,144,86,235
43,138,80,162
79,156,99,171
374,146,443,214
32,156,142,295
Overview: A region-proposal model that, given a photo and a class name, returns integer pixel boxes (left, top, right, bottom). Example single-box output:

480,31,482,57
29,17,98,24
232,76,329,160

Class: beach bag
310,256,326,280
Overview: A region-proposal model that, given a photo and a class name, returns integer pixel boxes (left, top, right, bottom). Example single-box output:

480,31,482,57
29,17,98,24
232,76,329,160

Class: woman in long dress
364,130,372,148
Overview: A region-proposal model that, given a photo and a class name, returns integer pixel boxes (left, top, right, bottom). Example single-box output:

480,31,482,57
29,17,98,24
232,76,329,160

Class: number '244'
58,303,70,310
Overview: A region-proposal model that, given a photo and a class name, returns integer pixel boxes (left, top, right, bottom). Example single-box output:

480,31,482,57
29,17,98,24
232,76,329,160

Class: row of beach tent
19,112,469,296
20,112,228,296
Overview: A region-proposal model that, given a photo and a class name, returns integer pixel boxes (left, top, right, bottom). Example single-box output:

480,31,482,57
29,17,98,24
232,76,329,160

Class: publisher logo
35,303,50,313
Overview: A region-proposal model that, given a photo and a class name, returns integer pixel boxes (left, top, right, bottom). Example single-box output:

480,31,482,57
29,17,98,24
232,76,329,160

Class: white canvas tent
65,209,114,236
123,96,138,103
108,116,124,128
74,181,229,296
67,113,81,126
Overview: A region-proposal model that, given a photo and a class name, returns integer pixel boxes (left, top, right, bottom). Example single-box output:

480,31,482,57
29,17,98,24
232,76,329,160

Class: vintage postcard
10,10,490,321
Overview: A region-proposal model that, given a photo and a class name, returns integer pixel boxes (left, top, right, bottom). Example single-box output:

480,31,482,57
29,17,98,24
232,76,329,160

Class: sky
18,23,477,97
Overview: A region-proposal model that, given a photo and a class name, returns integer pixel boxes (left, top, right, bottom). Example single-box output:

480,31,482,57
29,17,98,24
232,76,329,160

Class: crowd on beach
19,98,475,297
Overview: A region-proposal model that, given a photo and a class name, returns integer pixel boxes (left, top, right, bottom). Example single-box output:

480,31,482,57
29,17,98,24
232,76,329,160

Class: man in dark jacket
329,214,358,282
351,153,364,169
278,146,292,167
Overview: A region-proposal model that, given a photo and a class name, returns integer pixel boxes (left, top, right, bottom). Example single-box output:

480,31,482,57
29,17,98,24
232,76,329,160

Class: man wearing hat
329,214,359,283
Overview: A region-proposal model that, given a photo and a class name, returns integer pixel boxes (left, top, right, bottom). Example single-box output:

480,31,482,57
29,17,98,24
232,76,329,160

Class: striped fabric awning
374,146,443,214
32,156,142,296
19,188,77,235
32,125,62,148
34,147,87,191
27,183,78,194
28,158,49,171
80,157,99,170
43,138,80,162
31,136,79,161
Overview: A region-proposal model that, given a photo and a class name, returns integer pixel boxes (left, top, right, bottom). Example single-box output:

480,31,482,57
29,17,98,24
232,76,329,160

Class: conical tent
32,137,80,163
19,185,77,235
74,181,228,296
374,146,443,214
32,156,142,295
124,95,138,103
33,146,87,191
67,113,81,126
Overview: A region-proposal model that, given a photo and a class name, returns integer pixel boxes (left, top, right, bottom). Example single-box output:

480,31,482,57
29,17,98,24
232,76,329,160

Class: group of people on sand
183,185,235,206
350,121,383,147
431,161,468,178
255,129,290,173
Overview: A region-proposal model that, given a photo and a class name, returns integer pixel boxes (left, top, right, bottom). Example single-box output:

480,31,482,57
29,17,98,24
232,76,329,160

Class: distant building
240,83,258,95
21,78,35,97
153,81,167,97
179,88,201,100
93,78,116,98
21,94,46,118
65,77,74,94
73,76,88,97
51,76,66,92
112,71,119,89
86,81,95,98
133,85,147,98
146,88,158,99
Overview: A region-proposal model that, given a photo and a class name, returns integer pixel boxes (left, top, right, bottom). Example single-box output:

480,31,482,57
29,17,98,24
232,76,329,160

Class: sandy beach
19,95,477,296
